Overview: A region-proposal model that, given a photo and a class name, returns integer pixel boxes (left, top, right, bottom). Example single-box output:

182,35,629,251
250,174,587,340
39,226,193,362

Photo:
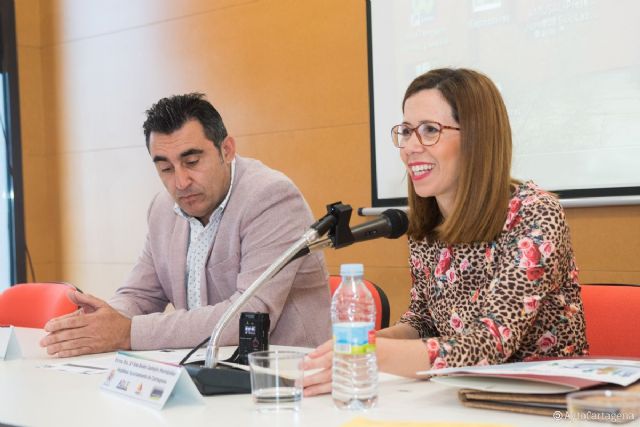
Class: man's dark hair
143,92,228,150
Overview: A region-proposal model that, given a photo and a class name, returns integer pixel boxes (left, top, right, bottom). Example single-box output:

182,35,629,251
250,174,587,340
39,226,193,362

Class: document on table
37,346,308,375
39,355,114,374
418,358,640,391
37,347,245,375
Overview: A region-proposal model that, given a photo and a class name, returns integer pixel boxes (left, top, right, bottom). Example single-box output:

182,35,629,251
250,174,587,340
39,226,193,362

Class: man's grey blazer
109,156,331,350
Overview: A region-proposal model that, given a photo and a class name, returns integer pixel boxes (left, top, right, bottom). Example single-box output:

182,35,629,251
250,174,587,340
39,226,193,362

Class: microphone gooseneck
185,203,406,395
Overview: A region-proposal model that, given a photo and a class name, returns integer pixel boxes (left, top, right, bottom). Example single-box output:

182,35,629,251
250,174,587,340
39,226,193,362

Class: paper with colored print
418,358,640,392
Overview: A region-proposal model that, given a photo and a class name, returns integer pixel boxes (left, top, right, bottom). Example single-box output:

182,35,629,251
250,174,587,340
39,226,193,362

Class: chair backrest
328,275,390,331
0,282,79,328
580,283,640,358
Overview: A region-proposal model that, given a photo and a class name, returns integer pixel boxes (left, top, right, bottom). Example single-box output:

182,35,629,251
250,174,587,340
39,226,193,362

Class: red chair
580,283,640,357
329,275,390,331
0,282,79,328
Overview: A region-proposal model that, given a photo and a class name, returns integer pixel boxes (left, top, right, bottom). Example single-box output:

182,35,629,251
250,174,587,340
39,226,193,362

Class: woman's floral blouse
399,182,588,368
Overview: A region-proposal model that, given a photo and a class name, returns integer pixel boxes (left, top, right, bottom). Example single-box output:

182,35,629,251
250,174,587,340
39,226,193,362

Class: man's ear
220,136,236,163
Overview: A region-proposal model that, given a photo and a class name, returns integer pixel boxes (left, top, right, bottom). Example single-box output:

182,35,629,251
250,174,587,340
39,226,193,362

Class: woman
303,68,587,396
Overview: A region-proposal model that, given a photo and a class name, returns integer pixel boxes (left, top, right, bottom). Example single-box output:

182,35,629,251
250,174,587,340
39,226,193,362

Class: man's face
149,119,235,225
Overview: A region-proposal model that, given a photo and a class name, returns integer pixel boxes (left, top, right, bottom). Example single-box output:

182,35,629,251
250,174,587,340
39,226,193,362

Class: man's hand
39,290,132,357
302,339,333,397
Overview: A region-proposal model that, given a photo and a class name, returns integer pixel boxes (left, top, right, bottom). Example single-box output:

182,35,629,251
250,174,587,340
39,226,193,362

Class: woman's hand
302,339,333,396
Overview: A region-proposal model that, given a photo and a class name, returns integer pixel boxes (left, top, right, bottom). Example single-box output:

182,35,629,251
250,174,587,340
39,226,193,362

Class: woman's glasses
391,121,460,148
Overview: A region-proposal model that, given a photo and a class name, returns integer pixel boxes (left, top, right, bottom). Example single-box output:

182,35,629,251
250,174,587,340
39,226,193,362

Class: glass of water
248,350,304,412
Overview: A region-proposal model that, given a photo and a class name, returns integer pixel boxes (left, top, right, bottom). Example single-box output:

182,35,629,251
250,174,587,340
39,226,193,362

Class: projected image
369,0,640,204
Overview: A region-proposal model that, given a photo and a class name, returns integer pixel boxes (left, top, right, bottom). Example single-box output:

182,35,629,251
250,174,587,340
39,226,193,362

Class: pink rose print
449,312,464,333
410,287,418,302
517,237,534,250
485,245,492,262
480,317,504,354
523,295,541,313
446,269,457,284
426,338,440,364
519,244,541,268
432,357,448,369
411,255,423,270
563,344,576,355
439,247,452,262
498,325,511,341
506,200,523,230
460,258,470,272
505,211,519,230
526,266,544,281
536,331,558,353
507,214,522,231
522,195,537,206
539,241,555,258
508,197,521,214
435,248,452,277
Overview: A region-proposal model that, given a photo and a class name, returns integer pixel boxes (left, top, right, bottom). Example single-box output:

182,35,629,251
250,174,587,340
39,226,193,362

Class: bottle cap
340,263,364,276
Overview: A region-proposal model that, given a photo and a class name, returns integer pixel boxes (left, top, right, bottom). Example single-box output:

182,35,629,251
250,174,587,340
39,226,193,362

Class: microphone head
381,209,409,239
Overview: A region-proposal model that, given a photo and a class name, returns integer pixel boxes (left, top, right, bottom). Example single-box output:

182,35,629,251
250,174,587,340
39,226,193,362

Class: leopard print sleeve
398,247,439,338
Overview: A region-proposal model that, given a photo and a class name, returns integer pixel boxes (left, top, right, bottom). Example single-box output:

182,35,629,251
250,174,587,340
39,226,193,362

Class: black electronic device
224,312,270,366
236,312,270,365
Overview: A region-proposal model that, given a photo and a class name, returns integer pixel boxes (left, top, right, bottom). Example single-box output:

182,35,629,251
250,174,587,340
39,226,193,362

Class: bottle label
332,322,376,355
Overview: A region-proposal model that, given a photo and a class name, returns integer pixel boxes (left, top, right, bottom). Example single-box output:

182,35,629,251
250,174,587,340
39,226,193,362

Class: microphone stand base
184,362,251,396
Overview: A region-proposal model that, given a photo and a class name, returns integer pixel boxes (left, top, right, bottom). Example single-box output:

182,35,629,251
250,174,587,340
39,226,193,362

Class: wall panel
15,1,62,282
13,0,639,325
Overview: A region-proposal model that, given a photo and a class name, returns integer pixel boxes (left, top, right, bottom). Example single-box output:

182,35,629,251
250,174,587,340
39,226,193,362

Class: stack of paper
418,359,640,416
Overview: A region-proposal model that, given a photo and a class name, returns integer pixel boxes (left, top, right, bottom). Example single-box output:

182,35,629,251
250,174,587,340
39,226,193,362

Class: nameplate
101,352,204,409
0,326,22,360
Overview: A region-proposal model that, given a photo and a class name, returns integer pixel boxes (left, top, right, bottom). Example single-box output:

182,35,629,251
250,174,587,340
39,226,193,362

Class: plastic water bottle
331,263,378,410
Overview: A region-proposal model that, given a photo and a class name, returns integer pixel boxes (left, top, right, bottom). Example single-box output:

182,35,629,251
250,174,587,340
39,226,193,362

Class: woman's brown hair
404,68,514,243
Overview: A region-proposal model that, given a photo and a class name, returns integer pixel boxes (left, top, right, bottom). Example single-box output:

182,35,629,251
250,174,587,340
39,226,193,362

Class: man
41,93,331,356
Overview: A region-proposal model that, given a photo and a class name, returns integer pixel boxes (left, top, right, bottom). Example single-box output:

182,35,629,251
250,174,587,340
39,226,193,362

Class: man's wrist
120,317,133,350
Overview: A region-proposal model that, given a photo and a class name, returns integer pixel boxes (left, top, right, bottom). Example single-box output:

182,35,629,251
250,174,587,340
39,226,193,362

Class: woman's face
400,89,462,217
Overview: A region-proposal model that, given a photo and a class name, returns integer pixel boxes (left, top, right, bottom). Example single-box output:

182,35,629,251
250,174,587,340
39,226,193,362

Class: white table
0,329,570,427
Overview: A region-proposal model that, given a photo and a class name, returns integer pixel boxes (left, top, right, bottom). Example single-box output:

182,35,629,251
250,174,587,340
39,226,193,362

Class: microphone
350,208,408,242
299,209,408,256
